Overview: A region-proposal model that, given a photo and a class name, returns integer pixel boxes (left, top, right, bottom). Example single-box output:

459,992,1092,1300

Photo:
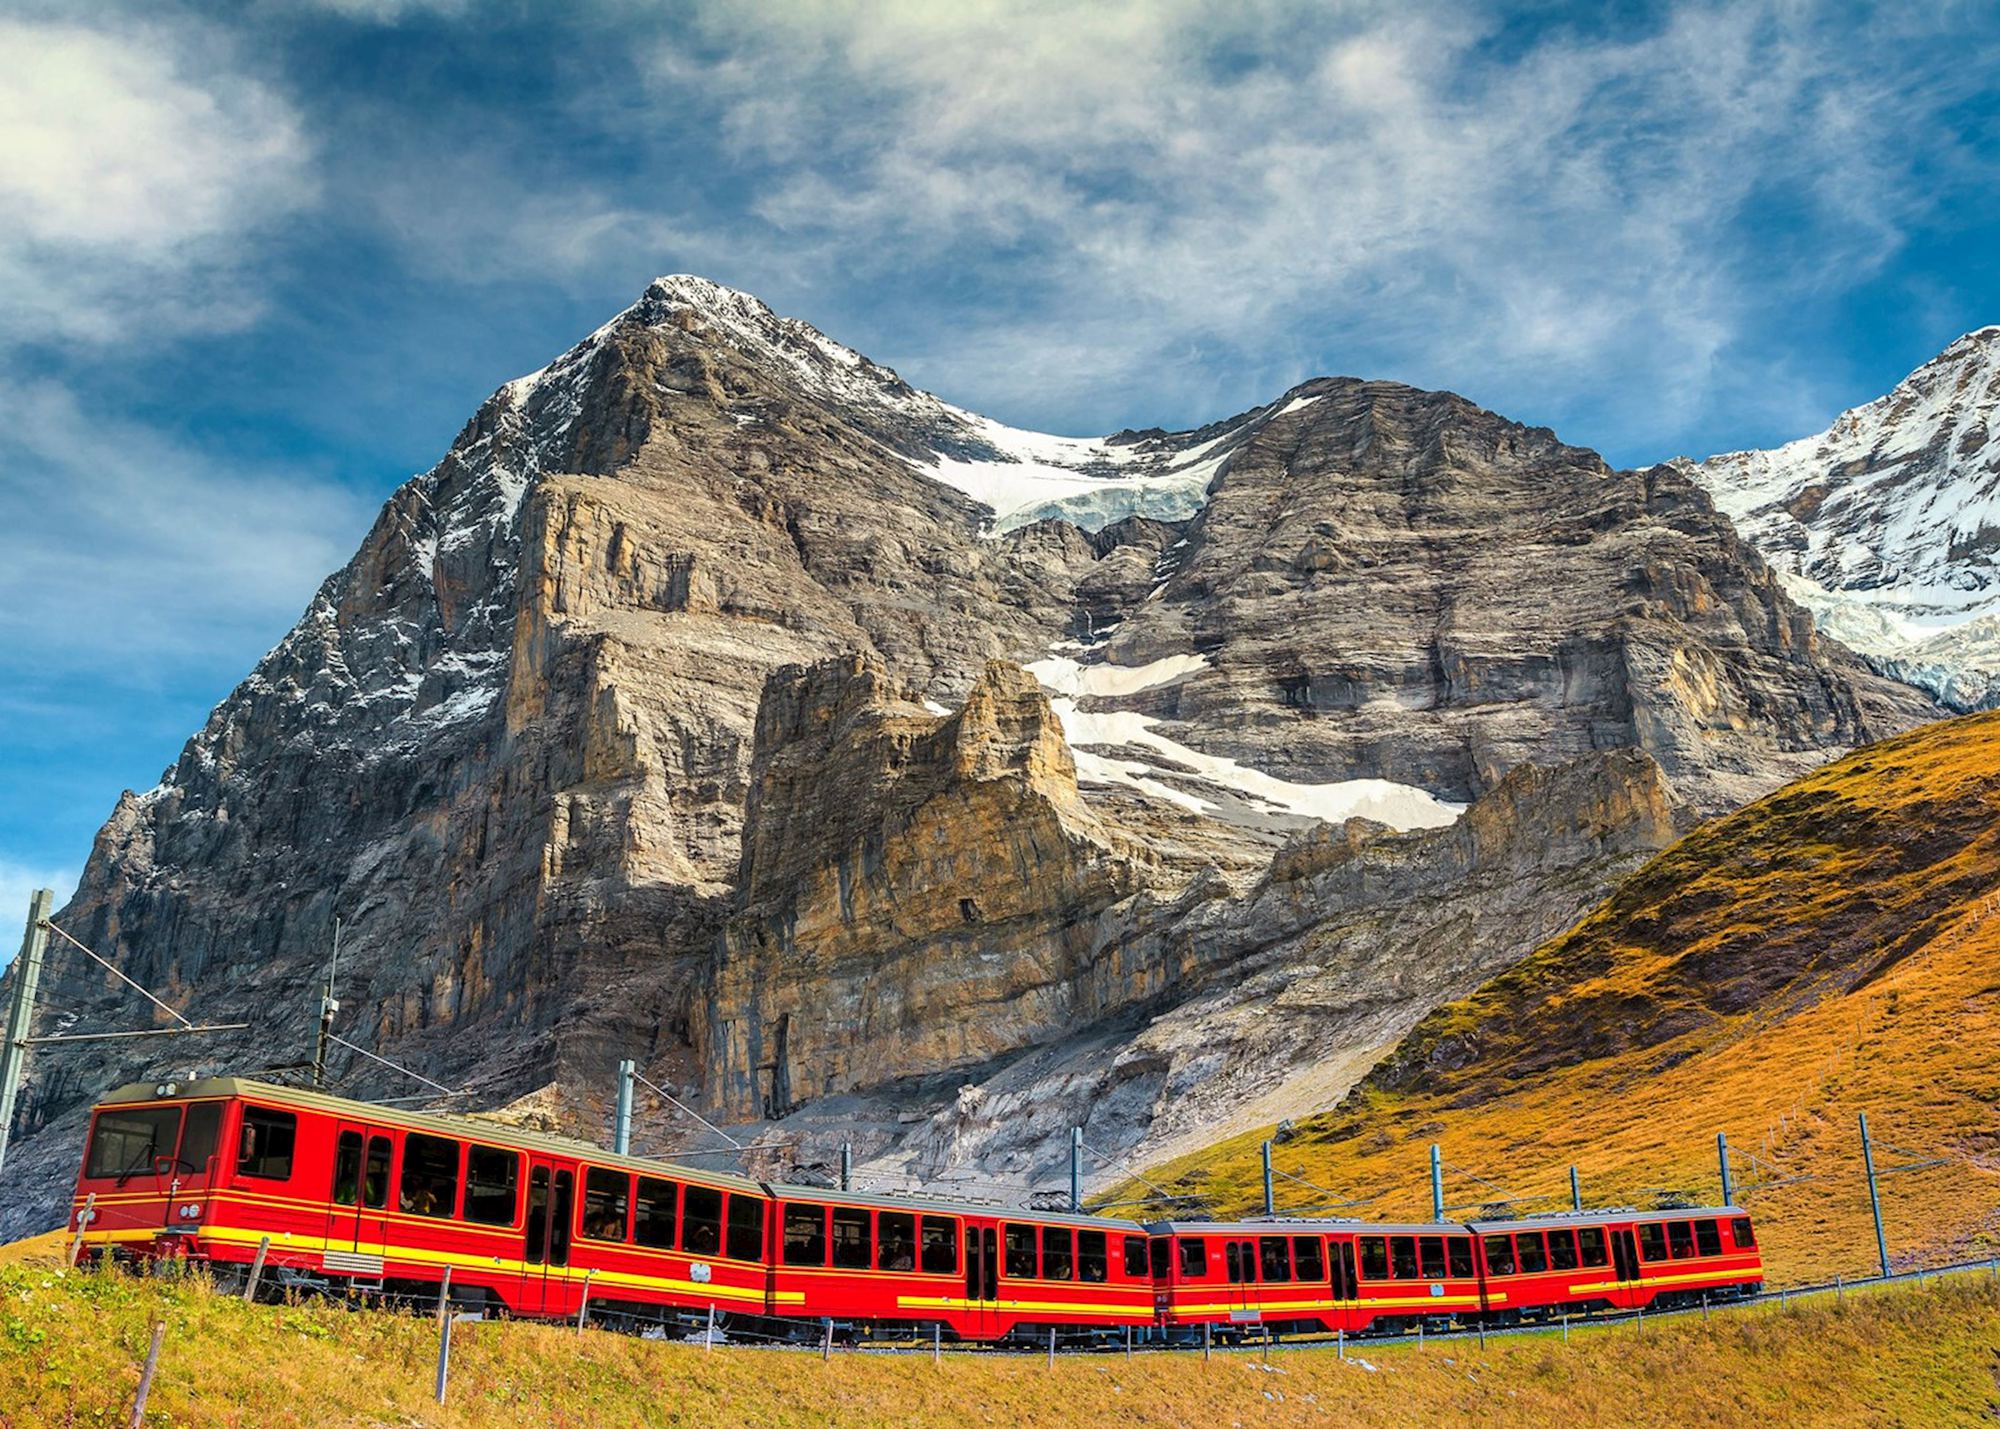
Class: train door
522,1159,575,1316
962,1217,1000,1337
1329,1237,1359,1328
1611,1227,1641,1305
324,1121,394,1281
1221,1237,1259,1326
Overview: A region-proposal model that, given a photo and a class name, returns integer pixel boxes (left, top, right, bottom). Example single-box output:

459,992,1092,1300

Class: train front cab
70,1082,235,1266
766,1189,1152,1342
1466,1207,1763,1319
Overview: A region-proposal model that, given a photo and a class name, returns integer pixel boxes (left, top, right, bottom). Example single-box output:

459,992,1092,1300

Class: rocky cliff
0,276,1936,1236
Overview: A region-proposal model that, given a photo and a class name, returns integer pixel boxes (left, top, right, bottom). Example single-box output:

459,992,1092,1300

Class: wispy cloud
0,17,315,347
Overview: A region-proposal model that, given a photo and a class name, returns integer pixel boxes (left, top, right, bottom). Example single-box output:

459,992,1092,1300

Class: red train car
1149,1219,1485,1338
1465,1208,1763,1317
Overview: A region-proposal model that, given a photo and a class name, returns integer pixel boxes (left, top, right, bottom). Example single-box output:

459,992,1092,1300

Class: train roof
94,1078,1144,1227
1467,1206,1747,1234
1145,1219,1465,1237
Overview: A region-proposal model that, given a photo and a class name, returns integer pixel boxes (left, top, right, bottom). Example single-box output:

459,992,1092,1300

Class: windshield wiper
113,1140,159,1187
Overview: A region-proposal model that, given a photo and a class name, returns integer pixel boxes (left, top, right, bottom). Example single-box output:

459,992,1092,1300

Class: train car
1148,1218,1378,1338
1337,1221,1489,1332
1466,1207,1763,1318
67,1077,772,1323
766,1187,1152,1341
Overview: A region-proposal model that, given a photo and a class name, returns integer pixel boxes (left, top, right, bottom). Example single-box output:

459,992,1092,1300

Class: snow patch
1024,653,1210,698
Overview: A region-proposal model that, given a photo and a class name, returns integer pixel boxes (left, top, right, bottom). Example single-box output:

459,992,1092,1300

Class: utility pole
1430,1144,1444,1221
840,1141,852,1193
614,1059,635,1156
1070,1127,1083,1213
311,919,342,1089
1717,1131,1733,1205
1569,1165,1582,1212
1261,1141,1274,1217
0,890,54,1175
1860,1112,1889,1278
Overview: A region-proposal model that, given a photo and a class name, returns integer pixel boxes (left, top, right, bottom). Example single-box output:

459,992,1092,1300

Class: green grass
2,1250,1997,1425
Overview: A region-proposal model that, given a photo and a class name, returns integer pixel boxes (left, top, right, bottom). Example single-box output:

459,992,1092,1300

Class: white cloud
0,379,375,675
0,19,313,346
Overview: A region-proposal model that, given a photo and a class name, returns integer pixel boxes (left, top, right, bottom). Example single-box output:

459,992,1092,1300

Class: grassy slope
1138,711,2000,1286
1,1253,1996,1426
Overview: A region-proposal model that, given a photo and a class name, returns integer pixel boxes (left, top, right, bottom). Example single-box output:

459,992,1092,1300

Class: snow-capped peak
1685,325,2000,709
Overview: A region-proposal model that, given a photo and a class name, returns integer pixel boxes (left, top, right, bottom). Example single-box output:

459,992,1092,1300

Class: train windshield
84,1105,183,1182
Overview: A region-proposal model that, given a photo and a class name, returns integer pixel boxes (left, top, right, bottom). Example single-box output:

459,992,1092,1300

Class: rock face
1686,326,2000,710
704,657,1139,1117
0,275,1936,1237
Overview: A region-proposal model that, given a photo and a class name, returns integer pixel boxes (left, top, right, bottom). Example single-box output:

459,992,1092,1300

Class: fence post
1336,1326,1344,1361
934,1323,942,1364
1561,1312,1568,1345
1701,1292,1708,1322
435,1265,453,1325
823,1318,833,1361
68,1193,95,1268
705,1303,715,1352
576,1271,593,1334
1836,1274,1843,1303
242,1236,271,1302
129,1318,166,1428
1125,1324,1133,1359
1478,1318,1486,1351
1203,1321,1212,1363
1046,1326,1056,1369
434,1305,452,1404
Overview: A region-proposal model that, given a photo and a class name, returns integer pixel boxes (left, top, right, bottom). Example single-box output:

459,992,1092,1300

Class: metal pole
841,1141,852,1193
823,1318,833,1361
705,1303,715,1352
1070,1127,1083,1213
1203,1320,1212,1362
1336,1326,1343,1360
1262,1141,1275,1217
0,889,54,1175
436,1265,453,1324
1717,1131,1733,1206
1430,1144,1444,1222
1125,1324,1133,1359
1046,1326,1056,1369
243,1236,270,1301
576,1271,593,1333
434,1305,452,1404
614,1059,635,1156
312,918,341,1089
130,1318,166,1428
1860,1112,1890,1278
934,1323,942,1363
1569,1165,1581,1212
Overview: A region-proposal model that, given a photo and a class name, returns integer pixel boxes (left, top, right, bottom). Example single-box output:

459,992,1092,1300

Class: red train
65,1078,1762,1341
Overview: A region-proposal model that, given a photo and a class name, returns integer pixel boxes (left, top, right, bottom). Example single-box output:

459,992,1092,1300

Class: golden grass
1137,711,2000,1287
1,1250,1996,1426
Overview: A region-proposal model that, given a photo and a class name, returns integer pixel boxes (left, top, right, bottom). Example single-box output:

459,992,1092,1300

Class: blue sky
2,0,1998,930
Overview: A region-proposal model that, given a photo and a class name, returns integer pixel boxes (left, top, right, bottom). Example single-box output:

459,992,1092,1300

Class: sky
1,0,1998,933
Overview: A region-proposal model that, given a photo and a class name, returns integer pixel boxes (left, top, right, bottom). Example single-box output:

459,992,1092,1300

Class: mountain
0,276,1933,1236
1147,709,2000,1285
1686,326,2000,709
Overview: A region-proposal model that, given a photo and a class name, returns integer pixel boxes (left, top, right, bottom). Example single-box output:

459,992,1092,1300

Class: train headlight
154,1082,178,1098
178,1204,202,1221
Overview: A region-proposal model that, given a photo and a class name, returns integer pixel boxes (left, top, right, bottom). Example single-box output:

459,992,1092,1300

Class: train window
581,1167,630,1241
1549,1229,1579,1271
1178,1238,1207,1278
920,1217,958,1275
1292,1237,1326,1282
1224,1241,1246,1284
1517,1232,1548,1275
86,1106,182,1181
1483,1235,1516,1277
1079,1230,1108,1283
549,1170,573,1266
1731,1217,1756,1249
181,1103,222,1171
1667,1221,1696,1259
1151,1238,1171,1278
683,1185,723,1256
1637,1223,1667,1261
1577,1226,1608,1267
1358,1236,1388,1280
1418,1236,1447,1279
1447,1237,1475,1278
1004,1223,1037,1278
363,1136,390,1209
465,1147,520,1226
881,1212,919,1271
1390,1236,1419,1279
783,1203,827,1266
1043,1226,1074,1281
831,1207,871,1269
726,1195,764,1261
1694,1220,1722,1257
399,1134,459,1217
332,1131,363,1206
1123,1235,1149,1278
1260,1237,1291,1283
237,1107,297,1181
635,1177,678,1249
